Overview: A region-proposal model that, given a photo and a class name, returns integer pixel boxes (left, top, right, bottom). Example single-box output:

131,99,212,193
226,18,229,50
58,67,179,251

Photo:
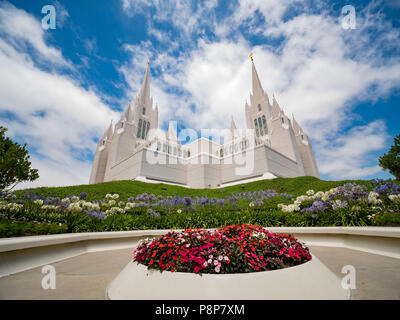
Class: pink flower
218,255,223,261
203,262,208,267
215,266,220,273
214,260,219,266
194,266,200,273
209,254,213,259
208,259,212,264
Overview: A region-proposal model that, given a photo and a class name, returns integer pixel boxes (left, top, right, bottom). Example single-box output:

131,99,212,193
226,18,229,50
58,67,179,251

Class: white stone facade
89,58,320,188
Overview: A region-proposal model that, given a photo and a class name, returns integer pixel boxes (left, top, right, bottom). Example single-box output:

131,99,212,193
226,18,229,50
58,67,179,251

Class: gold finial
147,59,150,65
249,52,253,62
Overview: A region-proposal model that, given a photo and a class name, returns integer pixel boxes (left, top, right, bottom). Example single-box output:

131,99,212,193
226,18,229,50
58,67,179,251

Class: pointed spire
292,114,302,134
138,60,151,106
123,102,132,122
103,120,113,140
271,94,282,118
250,53,264,97
167,120,178,142
230,116,237,131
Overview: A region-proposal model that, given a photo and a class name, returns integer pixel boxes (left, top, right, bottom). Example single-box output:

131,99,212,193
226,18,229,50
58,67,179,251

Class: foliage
133,224,312,274
379,134,400,179
0,126,39,191
1,177,399,237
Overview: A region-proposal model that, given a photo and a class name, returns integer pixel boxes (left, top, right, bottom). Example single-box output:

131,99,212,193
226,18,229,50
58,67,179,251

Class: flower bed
132,224,312,274
1,179,400,237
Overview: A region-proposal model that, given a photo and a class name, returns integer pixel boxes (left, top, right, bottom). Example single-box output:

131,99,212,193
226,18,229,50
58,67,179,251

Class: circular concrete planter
107,254,350,300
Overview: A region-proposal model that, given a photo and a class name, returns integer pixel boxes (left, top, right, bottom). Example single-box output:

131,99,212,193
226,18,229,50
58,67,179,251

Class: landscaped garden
1,176,399,237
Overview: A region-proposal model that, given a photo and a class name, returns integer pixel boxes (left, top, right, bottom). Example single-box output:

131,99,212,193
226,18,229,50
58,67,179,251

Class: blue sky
0,0,399,188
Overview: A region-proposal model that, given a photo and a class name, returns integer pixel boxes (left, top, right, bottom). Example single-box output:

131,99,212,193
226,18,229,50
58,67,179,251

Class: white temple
89,55,319,188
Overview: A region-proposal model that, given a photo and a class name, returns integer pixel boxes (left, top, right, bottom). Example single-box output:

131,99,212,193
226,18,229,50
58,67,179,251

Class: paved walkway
0,246,399,300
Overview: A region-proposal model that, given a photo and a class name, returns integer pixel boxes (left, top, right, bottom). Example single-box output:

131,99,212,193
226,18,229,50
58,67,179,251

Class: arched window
258,117,264,136
142,107,146,115
258,104,262,112
141,120,146,139
220,149,224,157
301,134,304,140
187,150,191,157
137,119,142,137
262,115,268,135
254,119,259,137
281,117,285,124
121,122,124,128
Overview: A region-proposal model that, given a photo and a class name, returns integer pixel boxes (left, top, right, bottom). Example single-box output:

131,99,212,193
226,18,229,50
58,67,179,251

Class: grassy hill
14,176,376,201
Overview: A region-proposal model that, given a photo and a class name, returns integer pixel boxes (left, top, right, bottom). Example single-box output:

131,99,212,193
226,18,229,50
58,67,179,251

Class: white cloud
0,2,70,67
317,121,388,179
0,3,119,189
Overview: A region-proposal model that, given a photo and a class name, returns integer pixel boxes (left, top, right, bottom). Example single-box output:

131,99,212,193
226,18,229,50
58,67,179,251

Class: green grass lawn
14,176,376,201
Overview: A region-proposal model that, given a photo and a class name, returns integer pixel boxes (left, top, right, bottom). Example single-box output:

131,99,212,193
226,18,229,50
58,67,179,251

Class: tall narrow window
258,104,262,112
258,117,264,136
141,120,146,139
137,119,142,137
146,121,150,138
121,122,124,128
262,115,268,135
142,107,146,115
254,119,259,137
157,141,161,151
281,117,285,124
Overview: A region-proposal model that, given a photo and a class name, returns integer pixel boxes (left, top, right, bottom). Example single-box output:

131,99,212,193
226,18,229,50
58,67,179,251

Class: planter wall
0,227,399,278
106,255,351,300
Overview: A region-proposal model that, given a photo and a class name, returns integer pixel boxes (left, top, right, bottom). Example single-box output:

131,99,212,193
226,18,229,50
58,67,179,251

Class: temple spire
250,53,264,97
139,60,151,105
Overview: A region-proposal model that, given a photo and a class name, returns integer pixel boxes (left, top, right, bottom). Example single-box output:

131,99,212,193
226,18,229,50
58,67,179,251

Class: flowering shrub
132,224,312,274
1,178,400,237
277,181,400,216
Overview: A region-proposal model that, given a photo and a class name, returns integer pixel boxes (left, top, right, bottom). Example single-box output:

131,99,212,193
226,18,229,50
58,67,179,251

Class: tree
0,126,39,191
379,134,400,180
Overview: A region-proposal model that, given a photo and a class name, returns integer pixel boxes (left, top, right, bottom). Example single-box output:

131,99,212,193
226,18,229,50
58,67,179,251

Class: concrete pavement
0,246,399,300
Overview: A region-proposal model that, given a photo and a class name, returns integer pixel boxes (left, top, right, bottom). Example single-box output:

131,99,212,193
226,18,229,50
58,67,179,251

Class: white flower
306,190,315,196
177,209,182,214
34,199,43,205
389,194,400,204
